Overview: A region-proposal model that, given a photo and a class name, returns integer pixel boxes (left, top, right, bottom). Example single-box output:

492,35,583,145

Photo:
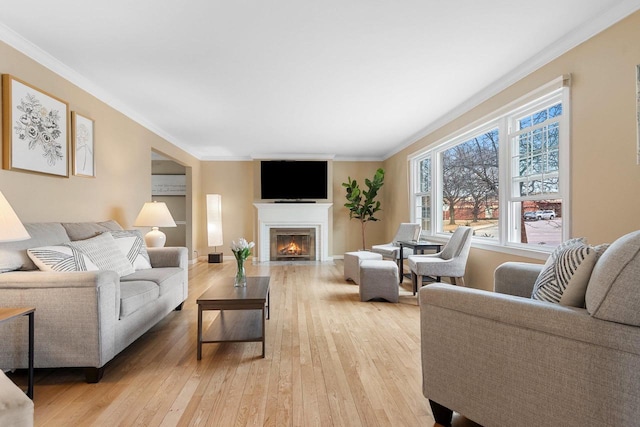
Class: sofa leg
85,367,104,383
429,400,453,427
175,302,184,311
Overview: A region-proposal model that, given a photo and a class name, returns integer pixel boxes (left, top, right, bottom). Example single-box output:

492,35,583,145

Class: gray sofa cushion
119,281,160,318
61,220,123,241
121,267,184,296
0,223,70,272
586,230,640,326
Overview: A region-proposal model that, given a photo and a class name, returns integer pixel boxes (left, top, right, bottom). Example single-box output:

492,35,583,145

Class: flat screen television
260,160,328,200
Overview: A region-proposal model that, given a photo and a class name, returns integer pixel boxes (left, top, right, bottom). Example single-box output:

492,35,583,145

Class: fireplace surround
254,203,332,262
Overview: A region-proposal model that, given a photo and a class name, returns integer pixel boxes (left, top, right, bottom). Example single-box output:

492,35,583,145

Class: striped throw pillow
531,238,597,307
110,230,152,270
28,232,135,277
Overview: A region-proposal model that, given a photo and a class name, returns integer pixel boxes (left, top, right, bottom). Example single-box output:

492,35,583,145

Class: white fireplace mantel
253,203,332,262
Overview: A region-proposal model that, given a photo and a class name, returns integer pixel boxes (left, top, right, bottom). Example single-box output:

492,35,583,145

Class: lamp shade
133,201,177,228
133,201,176,247
206,194,223,247
0,191,30,242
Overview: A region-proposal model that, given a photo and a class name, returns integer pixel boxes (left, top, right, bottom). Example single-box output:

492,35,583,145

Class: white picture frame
72,112,95,177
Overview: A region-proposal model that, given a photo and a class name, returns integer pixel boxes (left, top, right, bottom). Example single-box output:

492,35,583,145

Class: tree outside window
441,129,499,238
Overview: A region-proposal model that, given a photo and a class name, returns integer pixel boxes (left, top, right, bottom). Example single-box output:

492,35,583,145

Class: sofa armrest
0,270,119,289
419,284,640,426
147,247,188,269
147,247,189,302
0,270,120,369
493,261,543,297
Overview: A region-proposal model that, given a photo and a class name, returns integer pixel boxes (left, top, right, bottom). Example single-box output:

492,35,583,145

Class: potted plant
342,168,385,250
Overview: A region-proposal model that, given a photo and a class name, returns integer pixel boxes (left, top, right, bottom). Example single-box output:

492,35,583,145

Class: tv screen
261,161,328,200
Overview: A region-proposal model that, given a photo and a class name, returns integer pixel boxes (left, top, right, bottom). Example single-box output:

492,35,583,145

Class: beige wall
384,10,640,290
333,161,386,253
200,161,255,257
199,160,386,259
0,41,204,260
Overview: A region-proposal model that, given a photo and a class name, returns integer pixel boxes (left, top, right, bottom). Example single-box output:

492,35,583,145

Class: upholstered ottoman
0,371,33,427
344,251,383,285
359,260,399,303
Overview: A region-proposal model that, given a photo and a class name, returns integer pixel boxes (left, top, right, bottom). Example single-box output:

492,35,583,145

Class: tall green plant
342,168,385,250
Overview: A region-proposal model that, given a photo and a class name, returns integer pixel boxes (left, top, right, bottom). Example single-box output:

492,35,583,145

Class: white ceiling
1,1,639,161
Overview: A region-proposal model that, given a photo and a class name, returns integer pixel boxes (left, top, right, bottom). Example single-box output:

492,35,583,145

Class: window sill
421,233,551,262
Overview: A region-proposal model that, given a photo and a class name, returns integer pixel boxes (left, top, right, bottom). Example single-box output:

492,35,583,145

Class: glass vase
234,258,247,287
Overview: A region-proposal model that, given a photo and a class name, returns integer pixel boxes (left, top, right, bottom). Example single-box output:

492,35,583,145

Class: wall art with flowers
2,74,69,177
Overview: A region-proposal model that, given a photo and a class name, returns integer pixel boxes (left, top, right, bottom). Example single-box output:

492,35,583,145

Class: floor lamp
207,194,223,263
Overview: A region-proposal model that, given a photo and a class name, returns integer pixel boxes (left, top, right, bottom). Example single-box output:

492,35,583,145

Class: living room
1,2,640,426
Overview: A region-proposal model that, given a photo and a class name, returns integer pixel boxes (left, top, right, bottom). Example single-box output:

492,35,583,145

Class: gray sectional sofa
0,221,188,383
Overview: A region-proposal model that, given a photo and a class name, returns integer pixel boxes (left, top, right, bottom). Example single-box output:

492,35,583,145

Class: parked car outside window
523,211,538,221
536,210,556,220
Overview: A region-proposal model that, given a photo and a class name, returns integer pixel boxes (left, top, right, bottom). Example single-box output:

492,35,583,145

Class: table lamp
0,191,30,242
206,194,223,263
134,201,176,247
0,191,31,273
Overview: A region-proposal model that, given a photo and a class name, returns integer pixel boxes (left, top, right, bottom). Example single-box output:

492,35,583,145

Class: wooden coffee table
197,276,270,359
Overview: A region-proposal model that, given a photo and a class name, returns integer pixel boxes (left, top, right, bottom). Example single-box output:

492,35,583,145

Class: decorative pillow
27,245,100,273
586,230,640,326
27,232,135,277
559,243,609,307
531,237,599,306
110,230,152,270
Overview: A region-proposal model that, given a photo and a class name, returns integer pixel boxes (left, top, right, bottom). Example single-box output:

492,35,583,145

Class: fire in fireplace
270,228,316,261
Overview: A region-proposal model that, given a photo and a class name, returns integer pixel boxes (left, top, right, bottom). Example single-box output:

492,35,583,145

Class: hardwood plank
9,259,443,426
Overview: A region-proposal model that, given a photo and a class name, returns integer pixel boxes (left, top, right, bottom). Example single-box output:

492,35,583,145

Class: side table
0,307,35,399
397,240,443,293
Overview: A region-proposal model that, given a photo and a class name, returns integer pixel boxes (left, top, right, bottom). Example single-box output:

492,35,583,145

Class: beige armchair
370,223,421,268
408,226,472,292
419,230,640,426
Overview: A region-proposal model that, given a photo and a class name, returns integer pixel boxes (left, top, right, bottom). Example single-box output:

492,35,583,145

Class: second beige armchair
408,226,473,292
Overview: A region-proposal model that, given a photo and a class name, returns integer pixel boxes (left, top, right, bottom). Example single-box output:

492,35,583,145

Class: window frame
408,76,571,260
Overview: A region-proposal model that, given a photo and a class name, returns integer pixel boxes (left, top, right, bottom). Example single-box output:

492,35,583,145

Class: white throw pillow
110,230,152,270
28,232,135,277
28,245,100,273
531,237,599,307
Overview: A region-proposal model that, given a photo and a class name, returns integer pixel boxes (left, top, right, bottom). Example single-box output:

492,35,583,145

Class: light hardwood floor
8,260,479,427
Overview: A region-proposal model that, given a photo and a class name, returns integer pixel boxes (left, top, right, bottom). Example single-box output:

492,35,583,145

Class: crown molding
384,0,640,160
0,22,197,158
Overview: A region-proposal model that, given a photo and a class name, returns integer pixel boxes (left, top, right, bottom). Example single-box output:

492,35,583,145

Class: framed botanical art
72,112,95,177
2,74,69,177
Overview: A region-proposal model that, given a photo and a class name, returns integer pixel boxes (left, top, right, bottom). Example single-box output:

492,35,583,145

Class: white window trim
408,76,571,260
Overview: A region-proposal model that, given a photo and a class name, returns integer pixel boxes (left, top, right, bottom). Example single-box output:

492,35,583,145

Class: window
410,77,569,255
509,99,564,247
413,156,431,233
441,127,499,239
